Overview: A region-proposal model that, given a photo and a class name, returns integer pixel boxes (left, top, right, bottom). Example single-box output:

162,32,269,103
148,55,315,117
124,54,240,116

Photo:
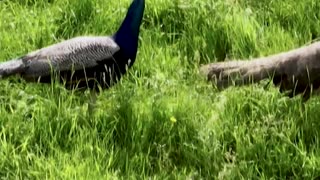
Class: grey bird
0,0,145,92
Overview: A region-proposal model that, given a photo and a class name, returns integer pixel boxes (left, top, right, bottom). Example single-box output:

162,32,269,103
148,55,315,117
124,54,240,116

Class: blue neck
113,0,145,60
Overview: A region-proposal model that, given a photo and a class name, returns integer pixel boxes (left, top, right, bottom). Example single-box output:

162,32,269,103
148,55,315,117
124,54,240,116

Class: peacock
0,0,145,92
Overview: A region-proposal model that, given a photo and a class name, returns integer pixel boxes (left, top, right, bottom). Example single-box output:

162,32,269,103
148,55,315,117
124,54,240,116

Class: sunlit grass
1,0,320,179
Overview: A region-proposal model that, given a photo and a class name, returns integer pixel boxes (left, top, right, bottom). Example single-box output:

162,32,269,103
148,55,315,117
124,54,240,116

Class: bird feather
21,36,120,78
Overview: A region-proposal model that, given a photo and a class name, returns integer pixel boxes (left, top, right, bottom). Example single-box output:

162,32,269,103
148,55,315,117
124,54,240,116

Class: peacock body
0,0,145,91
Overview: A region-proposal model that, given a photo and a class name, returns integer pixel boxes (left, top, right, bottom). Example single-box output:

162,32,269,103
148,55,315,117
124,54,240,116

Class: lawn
1,0,320,179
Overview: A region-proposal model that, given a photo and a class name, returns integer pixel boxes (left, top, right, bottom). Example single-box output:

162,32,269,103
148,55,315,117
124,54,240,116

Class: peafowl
200,41,320,101
0,0,145,92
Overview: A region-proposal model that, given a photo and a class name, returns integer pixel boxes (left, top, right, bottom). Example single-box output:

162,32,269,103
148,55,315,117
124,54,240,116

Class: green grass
1,0,320,179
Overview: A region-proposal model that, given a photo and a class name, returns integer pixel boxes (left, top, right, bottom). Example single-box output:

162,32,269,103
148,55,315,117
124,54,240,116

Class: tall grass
1,0,320,178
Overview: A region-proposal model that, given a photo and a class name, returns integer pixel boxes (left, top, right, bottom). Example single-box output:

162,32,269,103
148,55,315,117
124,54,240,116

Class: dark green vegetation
1,0,320,179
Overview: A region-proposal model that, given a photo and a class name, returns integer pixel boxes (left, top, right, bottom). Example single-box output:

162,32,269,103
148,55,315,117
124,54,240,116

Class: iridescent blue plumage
113,0,145,62
0,0,145,91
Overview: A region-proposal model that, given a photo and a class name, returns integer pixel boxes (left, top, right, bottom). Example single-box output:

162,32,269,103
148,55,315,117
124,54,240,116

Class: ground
1,0,320,179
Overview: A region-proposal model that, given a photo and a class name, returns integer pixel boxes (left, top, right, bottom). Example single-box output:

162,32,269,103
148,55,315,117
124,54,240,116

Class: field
1,0,320,179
